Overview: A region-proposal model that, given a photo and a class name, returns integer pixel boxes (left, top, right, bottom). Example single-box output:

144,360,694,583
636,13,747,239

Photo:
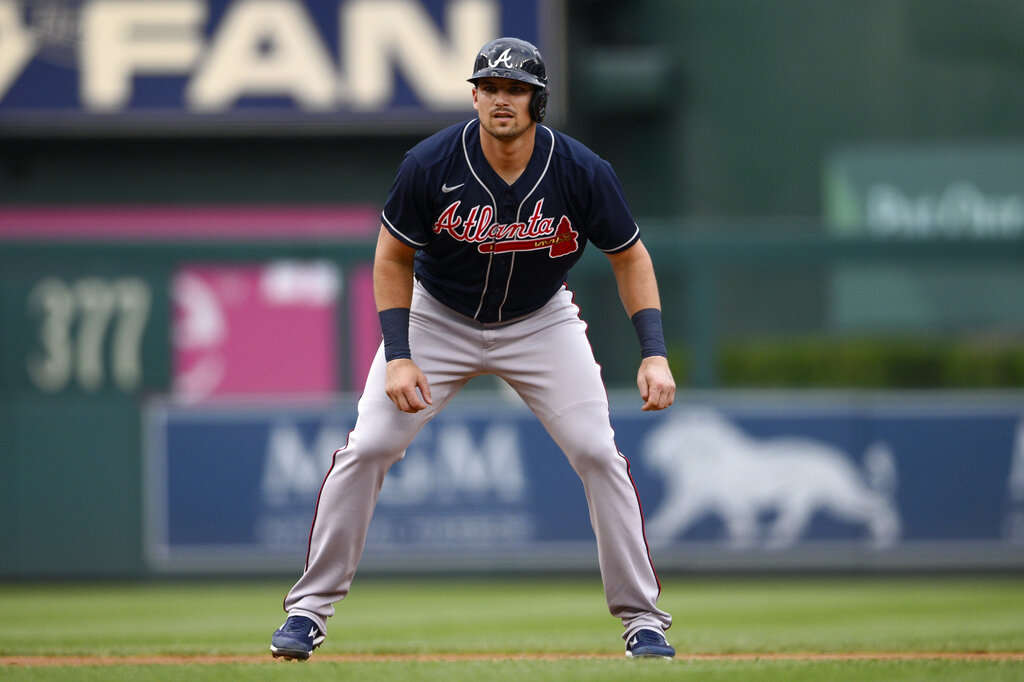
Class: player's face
473,77,535,140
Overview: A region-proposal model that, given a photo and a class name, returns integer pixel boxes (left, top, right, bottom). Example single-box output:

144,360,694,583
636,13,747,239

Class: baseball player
271,37,676,660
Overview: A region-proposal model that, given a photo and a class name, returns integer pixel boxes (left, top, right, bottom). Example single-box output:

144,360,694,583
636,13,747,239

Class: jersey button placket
482,193,516,320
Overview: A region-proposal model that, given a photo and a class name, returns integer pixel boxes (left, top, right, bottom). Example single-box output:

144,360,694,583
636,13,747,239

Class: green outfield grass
1,575,1022,680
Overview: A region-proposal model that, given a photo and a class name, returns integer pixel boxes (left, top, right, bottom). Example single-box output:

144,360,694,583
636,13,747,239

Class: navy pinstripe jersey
381,119,641,323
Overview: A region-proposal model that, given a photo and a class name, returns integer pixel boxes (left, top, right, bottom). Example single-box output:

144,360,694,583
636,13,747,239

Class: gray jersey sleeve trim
599,224,641,254
381,212,429,247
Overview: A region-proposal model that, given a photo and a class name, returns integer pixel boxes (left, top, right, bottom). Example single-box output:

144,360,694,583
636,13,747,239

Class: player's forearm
374,260,414,311
608,240,669,360
608,241,662,317
374,226,417,362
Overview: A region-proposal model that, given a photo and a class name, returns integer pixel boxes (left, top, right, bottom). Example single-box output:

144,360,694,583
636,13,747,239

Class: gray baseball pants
283,281,671,641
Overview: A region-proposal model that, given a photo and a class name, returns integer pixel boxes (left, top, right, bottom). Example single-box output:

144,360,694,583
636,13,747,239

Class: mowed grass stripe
0,576,1022,658
4,651,1024,665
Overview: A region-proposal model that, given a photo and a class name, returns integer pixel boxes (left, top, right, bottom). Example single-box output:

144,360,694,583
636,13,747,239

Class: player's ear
472,86,479,111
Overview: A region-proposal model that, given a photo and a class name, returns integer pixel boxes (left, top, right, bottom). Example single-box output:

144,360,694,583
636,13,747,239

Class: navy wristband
630,308,667,359
378,308,412,361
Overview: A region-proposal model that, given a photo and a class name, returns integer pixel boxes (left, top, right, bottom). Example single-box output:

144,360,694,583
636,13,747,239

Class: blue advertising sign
144,393,1024,572
0,0,561,134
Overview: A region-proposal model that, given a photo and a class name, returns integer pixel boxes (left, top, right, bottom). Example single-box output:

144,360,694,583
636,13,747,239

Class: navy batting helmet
468,37,548,122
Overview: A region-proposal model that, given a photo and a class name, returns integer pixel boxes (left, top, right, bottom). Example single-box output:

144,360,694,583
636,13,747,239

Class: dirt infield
4,652,1024,666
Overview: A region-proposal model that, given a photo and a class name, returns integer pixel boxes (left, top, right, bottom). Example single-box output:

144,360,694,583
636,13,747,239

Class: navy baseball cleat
625,629,675,659
270,615,325,660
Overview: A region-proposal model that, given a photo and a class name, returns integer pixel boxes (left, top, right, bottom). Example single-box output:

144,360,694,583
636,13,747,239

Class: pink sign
173,262,340,400
0,205,380,241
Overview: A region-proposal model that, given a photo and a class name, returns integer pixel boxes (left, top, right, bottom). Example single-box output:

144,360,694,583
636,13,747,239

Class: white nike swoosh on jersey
441,182,465,193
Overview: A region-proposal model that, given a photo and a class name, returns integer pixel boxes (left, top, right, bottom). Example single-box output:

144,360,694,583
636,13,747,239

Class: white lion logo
643,409,901,549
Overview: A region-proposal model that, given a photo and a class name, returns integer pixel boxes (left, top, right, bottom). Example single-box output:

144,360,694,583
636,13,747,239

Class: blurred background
1,0,1022,579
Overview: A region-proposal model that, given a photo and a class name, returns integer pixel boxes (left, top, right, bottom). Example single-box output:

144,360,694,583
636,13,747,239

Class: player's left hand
637,356,675,411
384,358,433,413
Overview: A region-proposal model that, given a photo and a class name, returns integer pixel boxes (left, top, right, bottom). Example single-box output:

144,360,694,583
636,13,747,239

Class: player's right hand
637,355,676,412
384,358,433,413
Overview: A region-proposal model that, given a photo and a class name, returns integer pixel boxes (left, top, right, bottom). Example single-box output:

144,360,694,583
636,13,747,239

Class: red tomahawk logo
477,216,579,257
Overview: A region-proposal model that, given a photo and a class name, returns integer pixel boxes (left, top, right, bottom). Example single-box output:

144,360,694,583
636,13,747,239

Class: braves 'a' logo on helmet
487,48,515,69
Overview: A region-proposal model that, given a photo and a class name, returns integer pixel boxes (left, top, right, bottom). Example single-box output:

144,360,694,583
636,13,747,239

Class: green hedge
670,338,1024,388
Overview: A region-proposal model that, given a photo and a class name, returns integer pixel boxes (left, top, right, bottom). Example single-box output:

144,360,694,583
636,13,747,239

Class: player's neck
479,123,536,186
